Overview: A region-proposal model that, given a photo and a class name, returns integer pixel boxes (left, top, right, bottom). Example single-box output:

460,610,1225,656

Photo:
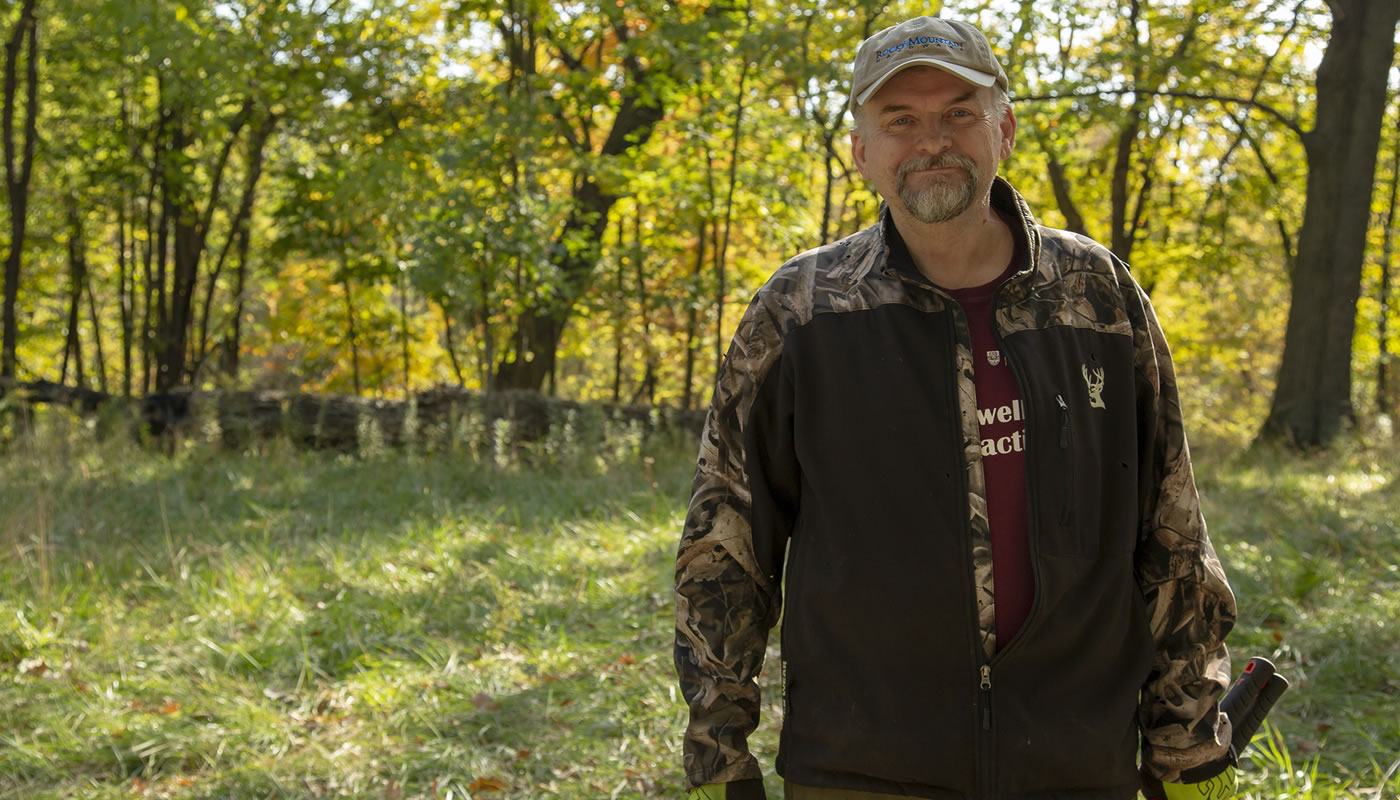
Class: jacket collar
854,176,1040,290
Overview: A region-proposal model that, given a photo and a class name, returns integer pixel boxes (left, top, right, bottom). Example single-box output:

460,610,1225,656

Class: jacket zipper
895,269,1005,799
1057,394,1074,525
983,287,1052,798
941,294,996,800
979,664,994,797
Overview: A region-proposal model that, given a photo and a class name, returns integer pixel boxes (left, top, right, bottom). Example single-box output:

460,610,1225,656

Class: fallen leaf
160,702,180,715
468,776,507,792
617,654,636,665
472,692,500,711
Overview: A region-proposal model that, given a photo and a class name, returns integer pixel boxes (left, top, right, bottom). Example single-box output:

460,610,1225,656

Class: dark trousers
784,782,911,799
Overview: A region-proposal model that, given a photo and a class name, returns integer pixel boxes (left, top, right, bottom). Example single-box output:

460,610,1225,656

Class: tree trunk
1259,0,1400,447
441,303,465,387
714,56,751,378
221,210,251,379
820,135,835,247
630,206,655,406
61,193,87,387
196,111,275,380
611,212,625,404
681,213,707,410
118,160,133,395
2,0,38,379
1034,128,1090,237
153,97,252,391
342,272,361,396
118,86,136,396
477,272,494,392
152,101,174,390
85,258,107,394
398,260,410,395
140,106,165,395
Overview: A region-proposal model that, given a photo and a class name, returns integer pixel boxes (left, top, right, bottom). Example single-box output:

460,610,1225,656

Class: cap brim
854,58,997,107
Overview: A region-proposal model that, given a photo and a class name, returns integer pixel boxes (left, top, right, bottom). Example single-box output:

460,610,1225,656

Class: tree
1259,0,1400,447
474,0,724,393
1,0,38,379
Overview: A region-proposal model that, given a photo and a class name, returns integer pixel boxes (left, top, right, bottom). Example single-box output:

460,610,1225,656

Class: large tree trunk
2,0,38,379
1259,0,1400,447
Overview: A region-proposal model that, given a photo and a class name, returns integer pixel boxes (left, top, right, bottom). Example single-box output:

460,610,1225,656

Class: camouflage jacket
674,178,1236,798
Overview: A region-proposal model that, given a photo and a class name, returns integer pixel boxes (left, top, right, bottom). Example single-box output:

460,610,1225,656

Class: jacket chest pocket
1034,392,1137,558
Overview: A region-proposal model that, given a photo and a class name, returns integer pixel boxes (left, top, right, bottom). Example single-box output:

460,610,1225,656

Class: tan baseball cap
850,17,1008,109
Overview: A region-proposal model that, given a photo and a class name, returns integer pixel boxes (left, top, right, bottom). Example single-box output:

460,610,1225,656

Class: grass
0,410,1397,799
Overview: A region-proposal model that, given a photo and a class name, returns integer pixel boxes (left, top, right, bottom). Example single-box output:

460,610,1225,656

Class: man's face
851,67,1016,225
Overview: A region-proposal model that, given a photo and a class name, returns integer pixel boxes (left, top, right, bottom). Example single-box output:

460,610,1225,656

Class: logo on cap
874,36,965,62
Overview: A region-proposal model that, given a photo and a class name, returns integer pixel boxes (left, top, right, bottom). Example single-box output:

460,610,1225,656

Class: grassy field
1,414,1397,799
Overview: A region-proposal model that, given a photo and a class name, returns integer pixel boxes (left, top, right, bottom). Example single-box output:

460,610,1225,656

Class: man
674,15,1237,800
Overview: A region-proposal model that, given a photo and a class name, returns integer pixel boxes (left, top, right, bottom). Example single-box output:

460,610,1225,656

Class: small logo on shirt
1083,364,1106,409
986,350,1001,366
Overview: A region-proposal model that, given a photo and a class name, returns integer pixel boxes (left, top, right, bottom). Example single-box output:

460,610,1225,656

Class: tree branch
1017,88,1305,139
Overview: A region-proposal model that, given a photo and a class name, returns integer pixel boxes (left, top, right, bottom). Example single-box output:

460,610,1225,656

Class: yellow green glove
1144,765,1237,800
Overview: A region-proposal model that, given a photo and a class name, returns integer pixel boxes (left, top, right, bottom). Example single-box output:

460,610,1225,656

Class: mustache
897,152,976,178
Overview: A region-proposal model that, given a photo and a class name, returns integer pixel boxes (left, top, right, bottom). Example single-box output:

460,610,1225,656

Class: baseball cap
850,17,1009,109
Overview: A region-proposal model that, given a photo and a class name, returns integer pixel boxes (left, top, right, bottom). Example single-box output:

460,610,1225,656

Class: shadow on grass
0,440,693,797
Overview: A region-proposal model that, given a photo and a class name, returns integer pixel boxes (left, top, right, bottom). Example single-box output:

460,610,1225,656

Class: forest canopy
2,0,1398,448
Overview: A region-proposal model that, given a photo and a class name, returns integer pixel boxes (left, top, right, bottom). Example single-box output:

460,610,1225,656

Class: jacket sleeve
674,298,797,790
1129,282,1238,783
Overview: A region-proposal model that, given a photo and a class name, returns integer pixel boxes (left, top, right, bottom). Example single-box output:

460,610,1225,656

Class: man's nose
914,121,953,152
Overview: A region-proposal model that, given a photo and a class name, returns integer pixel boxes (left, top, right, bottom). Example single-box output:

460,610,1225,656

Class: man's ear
999,104,1017,160
851,127,869,180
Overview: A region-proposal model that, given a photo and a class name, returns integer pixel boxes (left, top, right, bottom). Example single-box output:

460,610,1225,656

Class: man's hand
688,778,766,799
1143,766,1237,800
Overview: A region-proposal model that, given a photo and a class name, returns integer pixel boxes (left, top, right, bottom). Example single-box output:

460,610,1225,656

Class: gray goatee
896,153,978,224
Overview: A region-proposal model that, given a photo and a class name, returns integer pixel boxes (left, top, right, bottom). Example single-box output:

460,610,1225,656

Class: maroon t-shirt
946,255,1031,650
887,214,1032,650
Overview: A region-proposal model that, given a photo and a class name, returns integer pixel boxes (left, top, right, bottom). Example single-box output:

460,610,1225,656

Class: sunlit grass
0,412,1397,798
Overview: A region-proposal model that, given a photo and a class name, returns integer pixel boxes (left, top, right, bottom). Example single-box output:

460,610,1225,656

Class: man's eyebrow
876,89,981,117
876,103,917,117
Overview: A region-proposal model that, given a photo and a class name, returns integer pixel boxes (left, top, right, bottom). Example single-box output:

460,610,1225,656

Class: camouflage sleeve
1129,283,1237,783
674,299,794,789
